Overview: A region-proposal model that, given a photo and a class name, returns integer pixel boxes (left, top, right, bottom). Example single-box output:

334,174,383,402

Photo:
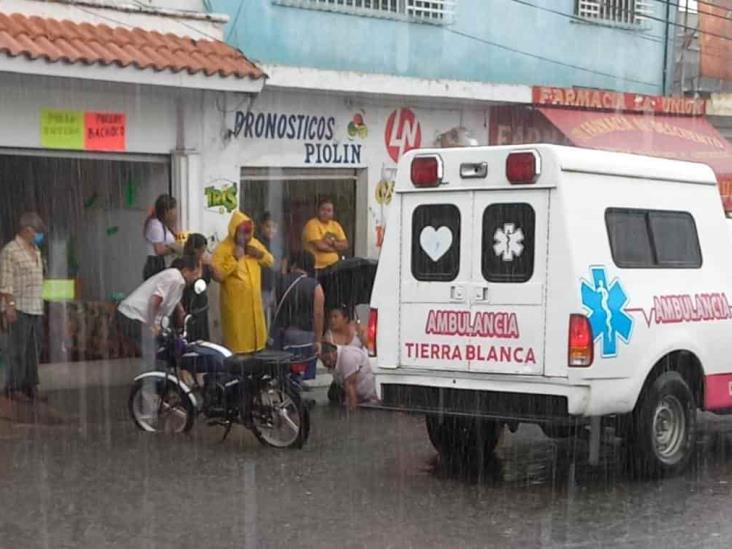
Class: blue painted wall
212,0,675,95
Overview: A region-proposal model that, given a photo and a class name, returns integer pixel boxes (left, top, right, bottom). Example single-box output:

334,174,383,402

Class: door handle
450,285,465,301
473,286,488,302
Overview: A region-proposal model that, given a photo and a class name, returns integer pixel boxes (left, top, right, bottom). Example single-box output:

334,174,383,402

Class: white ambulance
367,144,732,476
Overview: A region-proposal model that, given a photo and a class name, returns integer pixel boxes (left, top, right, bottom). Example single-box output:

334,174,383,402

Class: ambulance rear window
481,203,535,283
411,204,461,282
605,208,701,269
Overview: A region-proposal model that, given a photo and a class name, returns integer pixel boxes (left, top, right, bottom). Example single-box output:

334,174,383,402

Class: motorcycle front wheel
129,377,195,434
249,379,309,449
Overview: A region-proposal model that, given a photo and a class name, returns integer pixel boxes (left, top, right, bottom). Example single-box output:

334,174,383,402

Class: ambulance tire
425,415,502,466
628,371,697,478
539,423,579,439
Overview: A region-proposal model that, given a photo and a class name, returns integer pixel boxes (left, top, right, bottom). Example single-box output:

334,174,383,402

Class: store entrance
0,150,170,363
240,168,361,263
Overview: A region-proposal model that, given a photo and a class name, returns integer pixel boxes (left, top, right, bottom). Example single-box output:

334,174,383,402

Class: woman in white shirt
324,305,364,349
142,194,182,280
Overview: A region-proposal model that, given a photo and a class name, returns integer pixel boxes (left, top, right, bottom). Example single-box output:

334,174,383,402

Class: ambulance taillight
568,314,593,367
411,155,443,188
367,308,378,357
506,151,540,184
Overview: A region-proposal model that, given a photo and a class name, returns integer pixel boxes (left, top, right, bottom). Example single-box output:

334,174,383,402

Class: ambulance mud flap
588,416,601,466
380,384,569,423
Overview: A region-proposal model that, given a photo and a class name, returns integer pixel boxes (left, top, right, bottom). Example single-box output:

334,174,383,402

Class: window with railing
575,0,653,26
273,0,457,25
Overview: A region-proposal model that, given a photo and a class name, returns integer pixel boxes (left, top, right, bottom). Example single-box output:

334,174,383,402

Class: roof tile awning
0,11,265,80
539,107,732,210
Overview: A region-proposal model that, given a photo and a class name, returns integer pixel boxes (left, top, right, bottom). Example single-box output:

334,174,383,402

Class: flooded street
1,385,732,548
3,0,732,546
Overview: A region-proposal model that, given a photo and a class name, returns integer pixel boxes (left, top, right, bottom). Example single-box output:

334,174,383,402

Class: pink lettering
447,313,458,335
422,310,521,338
671,296,683,321
430,344,440,358
514,347,524,363
487,347,498,361
654,296,665,323
425,310,437,334
723,294,732,319
680,295,692,321
451,346,462,360
467,345,476,361
508,314,519,338
441,345,451,360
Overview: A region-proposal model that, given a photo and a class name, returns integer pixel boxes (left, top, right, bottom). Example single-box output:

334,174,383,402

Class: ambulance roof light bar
506,150,541,185
411,155,443,188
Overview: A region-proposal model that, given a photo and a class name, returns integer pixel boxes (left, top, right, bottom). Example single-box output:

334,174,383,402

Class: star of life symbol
580,267,633,357
493,223,524,262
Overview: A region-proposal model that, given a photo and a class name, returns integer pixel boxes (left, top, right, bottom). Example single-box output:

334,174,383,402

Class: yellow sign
375,179,395,206
42,279,76,302
40,109,84,150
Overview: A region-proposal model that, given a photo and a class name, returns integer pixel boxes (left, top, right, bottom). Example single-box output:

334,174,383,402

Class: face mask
33,232,45,247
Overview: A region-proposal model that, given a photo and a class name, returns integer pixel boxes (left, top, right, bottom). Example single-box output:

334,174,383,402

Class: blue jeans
282,328,317,381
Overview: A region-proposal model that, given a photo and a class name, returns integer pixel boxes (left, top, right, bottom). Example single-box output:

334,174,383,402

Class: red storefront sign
540,107,732,169
533,86,706,117
84,112,126,151
489,106,570,146
489,103,732,211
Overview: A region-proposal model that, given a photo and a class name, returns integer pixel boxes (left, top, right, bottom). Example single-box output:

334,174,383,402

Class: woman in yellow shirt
212,211,273,353
302,197,349,271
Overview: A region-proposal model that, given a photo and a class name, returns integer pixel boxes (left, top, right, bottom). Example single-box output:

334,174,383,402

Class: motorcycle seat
223,350,294,376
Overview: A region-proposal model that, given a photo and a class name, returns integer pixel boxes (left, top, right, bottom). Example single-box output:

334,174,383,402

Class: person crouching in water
212,211,273,353
319,342,377,410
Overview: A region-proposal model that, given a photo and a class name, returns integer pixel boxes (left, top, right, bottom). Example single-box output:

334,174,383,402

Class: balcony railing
576,0,653,27
273,0,457,25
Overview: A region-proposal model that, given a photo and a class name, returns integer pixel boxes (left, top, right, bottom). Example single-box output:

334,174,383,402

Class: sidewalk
37,357,333,391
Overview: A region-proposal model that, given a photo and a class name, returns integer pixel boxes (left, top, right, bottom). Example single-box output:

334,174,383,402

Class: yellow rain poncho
212,211,274,353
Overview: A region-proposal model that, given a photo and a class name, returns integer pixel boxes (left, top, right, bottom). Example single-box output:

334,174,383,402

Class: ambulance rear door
467,188,549,375
398,190,474,371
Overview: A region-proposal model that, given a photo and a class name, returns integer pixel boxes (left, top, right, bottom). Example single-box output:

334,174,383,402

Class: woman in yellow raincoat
212,211,274,353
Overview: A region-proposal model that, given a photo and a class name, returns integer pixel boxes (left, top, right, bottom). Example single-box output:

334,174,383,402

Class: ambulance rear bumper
375,369,595,420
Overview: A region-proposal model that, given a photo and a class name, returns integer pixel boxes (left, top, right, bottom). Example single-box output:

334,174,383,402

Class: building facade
201,0,678,260
0,0,263,362
220,0,675,94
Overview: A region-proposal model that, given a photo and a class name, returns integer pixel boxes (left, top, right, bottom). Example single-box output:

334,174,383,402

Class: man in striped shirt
0,212,46,402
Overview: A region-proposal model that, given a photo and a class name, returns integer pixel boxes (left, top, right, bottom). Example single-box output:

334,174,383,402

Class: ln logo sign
385,108,422,162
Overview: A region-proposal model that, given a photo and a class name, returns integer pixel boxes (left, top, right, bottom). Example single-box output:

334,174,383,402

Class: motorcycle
128,280,312,449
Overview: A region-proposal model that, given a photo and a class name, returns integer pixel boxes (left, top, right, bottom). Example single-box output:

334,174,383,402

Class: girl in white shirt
143,194,182,280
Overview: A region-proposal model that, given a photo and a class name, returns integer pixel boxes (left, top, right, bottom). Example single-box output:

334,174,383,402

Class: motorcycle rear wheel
250,380,308,449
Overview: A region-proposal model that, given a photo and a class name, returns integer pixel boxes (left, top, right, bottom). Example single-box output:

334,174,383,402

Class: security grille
576,0,653,26
273,0,457,24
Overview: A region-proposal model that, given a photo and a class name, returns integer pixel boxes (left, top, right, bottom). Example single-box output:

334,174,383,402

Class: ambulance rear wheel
425,415,502,465
628,371,697,477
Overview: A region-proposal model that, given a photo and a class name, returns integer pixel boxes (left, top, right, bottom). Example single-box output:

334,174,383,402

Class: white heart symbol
420,226,453,262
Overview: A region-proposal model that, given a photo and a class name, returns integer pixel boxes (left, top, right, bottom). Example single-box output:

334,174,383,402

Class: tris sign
385,108,422,162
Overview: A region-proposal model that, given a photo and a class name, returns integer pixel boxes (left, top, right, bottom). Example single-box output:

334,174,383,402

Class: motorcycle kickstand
219,420,233,442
